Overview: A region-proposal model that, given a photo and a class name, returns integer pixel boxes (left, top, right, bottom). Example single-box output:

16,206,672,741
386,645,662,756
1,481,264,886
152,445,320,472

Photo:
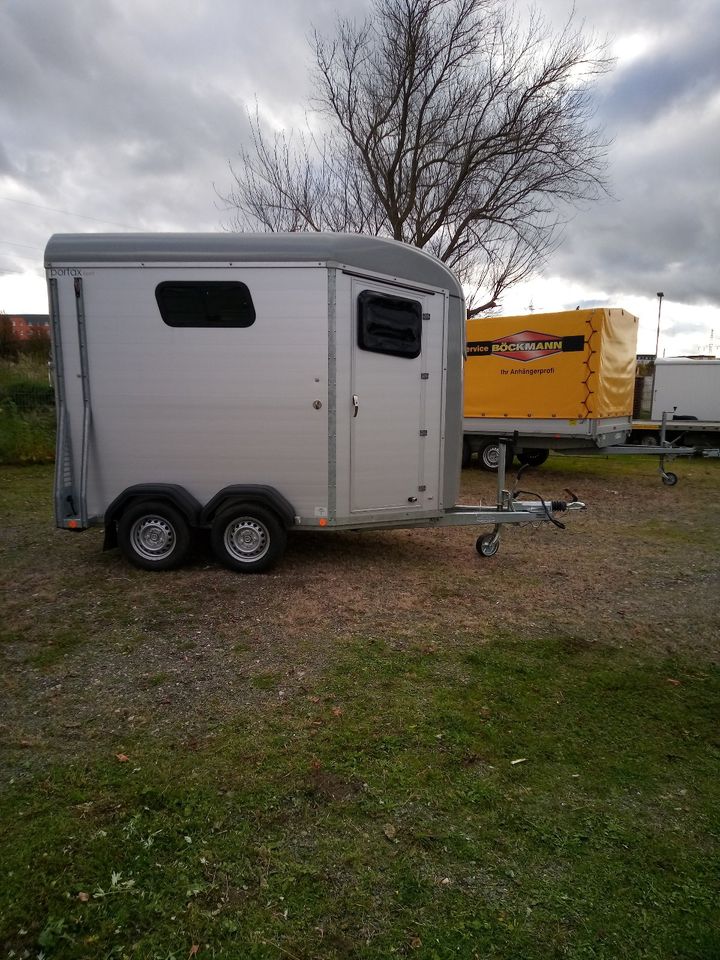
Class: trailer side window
155,281,256,328
357,291,422,359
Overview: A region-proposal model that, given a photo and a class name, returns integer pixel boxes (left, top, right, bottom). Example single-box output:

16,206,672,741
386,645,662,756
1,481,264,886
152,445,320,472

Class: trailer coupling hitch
512,489,584,530
552,489,586,512
548,490,587,516
543,496,585,530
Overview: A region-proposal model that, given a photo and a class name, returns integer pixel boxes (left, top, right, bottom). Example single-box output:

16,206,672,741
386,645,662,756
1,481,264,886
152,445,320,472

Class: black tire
461,438,472,469
211,503,287,573
478,440,514,472
517,449,550,467
117,500,191,571
662,472,678,486
476,533,500,557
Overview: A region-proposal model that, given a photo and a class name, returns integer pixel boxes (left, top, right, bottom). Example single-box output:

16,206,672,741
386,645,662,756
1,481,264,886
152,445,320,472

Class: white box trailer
630,359,720,451
45,233,583,571
652,358,720,421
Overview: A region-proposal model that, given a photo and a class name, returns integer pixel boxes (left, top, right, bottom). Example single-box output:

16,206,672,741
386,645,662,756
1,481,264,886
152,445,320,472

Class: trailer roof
656,357,720,365
45,232,464,299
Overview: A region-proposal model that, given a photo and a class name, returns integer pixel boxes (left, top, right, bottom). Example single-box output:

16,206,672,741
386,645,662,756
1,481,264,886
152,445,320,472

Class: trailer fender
200,486,296,529
103,484,203,550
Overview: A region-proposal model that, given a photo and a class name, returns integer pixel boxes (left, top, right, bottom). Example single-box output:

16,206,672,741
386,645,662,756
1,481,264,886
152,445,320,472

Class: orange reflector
68,519,79,529
319,518,328,527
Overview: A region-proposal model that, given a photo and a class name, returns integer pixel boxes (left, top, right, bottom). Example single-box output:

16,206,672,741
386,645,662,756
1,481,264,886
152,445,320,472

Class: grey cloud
663,318,709,337
540,0,707,36
560,298,612,311
550,100,720,306
599,13,720,127
0,141,15,176
534,0,720,309
0,0,366,299
0,0,718,329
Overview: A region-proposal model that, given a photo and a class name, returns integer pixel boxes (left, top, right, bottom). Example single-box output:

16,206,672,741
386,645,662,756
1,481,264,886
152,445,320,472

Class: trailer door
349,278,439,514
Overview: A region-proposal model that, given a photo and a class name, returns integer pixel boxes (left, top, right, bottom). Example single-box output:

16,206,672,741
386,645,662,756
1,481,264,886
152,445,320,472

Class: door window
357,290,421,359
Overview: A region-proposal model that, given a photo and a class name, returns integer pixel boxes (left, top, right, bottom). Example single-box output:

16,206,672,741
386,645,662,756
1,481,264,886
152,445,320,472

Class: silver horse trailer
45,232,583,572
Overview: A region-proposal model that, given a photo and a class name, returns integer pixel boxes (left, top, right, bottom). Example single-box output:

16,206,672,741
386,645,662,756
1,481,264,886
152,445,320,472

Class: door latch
352,394,359,418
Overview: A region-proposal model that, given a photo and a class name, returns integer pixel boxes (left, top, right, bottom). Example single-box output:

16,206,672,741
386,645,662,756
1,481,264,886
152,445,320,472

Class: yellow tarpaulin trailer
463,308,639,469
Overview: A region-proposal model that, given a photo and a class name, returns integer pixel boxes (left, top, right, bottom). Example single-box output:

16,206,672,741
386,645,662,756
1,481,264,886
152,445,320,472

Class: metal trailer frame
436,441,585,557
46,233,585,568
469,414,699,486
556,412,697,486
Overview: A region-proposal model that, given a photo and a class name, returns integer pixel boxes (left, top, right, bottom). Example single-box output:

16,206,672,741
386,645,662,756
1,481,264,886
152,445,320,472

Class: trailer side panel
55,265,330,522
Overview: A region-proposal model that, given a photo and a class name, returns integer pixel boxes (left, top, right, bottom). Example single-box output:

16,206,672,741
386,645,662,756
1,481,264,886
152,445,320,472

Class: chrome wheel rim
483,445,500,468
224,517,270,563
130,515,176,562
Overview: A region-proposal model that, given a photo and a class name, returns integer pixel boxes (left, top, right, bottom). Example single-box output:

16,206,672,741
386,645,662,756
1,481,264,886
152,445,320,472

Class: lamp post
654,292,664,360
651,292,664,419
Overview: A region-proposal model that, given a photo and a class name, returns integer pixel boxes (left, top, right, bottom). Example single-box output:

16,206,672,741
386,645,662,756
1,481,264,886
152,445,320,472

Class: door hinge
420,372,429,380
419,429,428,437
418,485,427,492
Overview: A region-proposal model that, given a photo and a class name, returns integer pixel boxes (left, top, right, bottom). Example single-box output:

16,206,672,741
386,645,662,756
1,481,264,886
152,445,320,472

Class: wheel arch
103,484,202,550
200,485,296,529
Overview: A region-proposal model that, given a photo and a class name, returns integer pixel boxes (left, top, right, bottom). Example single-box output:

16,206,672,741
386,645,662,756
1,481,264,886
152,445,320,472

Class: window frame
356,289,422,359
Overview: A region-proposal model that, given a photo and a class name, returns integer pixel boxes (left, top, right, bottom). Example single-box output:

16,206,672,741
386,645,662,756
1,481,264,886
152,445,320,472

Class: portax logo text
466,329,585,363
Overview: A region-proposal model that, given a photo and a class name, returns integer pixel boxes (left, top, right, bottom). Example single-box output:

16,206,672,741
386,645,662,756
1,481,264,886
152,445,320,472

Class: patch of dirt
307,766,365,803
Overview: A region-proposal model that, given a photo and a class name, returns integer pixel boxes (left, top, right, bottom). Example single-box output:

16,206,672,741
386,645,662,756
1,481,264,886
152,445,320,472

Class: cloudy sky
1,0,719,356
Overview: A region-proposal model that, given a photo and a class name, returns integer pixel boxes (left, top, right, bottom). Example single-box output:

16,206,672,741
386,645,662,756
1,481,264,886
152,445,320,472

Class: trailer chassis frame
563,412,696,486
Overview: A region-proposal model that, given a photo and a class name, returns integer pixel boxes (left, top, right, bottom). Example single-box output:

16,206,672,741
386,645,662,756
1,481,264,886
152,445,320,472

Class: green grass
547,451,677,478
1,635,718,960
0,406,55,464
1,460,718,959
0,357,55,464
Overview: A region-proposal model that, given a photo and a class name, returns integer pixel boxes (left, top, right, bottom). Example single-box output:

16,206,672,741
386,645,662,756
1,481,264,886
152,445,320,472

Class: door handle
352,394,359,418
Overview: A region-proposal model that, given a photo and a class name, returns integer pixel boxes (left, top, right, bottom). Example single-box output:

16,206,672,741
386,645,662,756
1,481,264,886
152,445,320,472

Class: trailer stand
476,525,502,557
657,412,680,485
475,438,545,558
477,437,513,556
657,460,678,486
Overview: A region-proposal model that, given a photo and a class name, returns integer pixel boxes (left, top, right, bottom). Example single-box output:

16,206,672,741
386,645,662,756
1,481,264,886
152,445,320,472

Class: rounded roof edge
44,232,464,300
656,357,720,363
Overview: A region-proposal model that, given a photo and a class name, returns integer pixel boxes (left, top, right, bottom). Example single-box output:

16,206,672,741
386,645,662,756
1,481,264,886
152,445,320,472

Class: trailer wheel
117,500,191,571
211,504,286,573
476,533,500,557
662,471,678,486
478,440,513,472
518,449,549,467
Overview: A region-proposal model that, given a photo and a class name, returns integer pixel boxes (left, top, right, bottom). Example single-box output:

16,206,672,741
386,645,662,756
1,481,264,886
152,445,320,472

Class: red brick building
6,314,50,341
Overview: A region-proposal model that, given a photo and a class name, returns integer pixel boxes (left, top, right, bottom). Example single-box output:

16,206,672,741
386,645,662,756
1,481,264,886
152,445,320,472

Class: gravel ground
1,457,718,779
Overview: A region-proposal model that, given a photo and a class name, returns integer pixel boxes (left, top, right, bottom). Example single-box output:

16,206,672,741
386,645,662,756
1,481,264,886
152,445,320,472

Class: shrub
3,380,55,409
0,406,56,464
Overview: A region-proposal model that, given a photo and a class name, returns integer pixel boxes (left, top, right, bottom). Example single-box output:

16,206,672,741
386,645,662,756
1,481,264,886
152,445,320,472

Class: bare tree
224,0,613,314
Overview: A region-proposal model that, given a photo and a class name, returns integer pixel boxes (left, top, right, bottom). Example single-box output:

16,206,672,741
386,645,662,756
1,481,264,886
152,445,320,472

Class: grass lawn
0,357,55,464
1,460,719,959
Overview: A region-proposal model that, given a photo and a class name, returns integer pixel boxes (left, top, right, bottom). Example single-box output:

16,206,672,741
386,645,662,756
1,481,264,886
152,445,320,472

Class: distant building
6,314,50,341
